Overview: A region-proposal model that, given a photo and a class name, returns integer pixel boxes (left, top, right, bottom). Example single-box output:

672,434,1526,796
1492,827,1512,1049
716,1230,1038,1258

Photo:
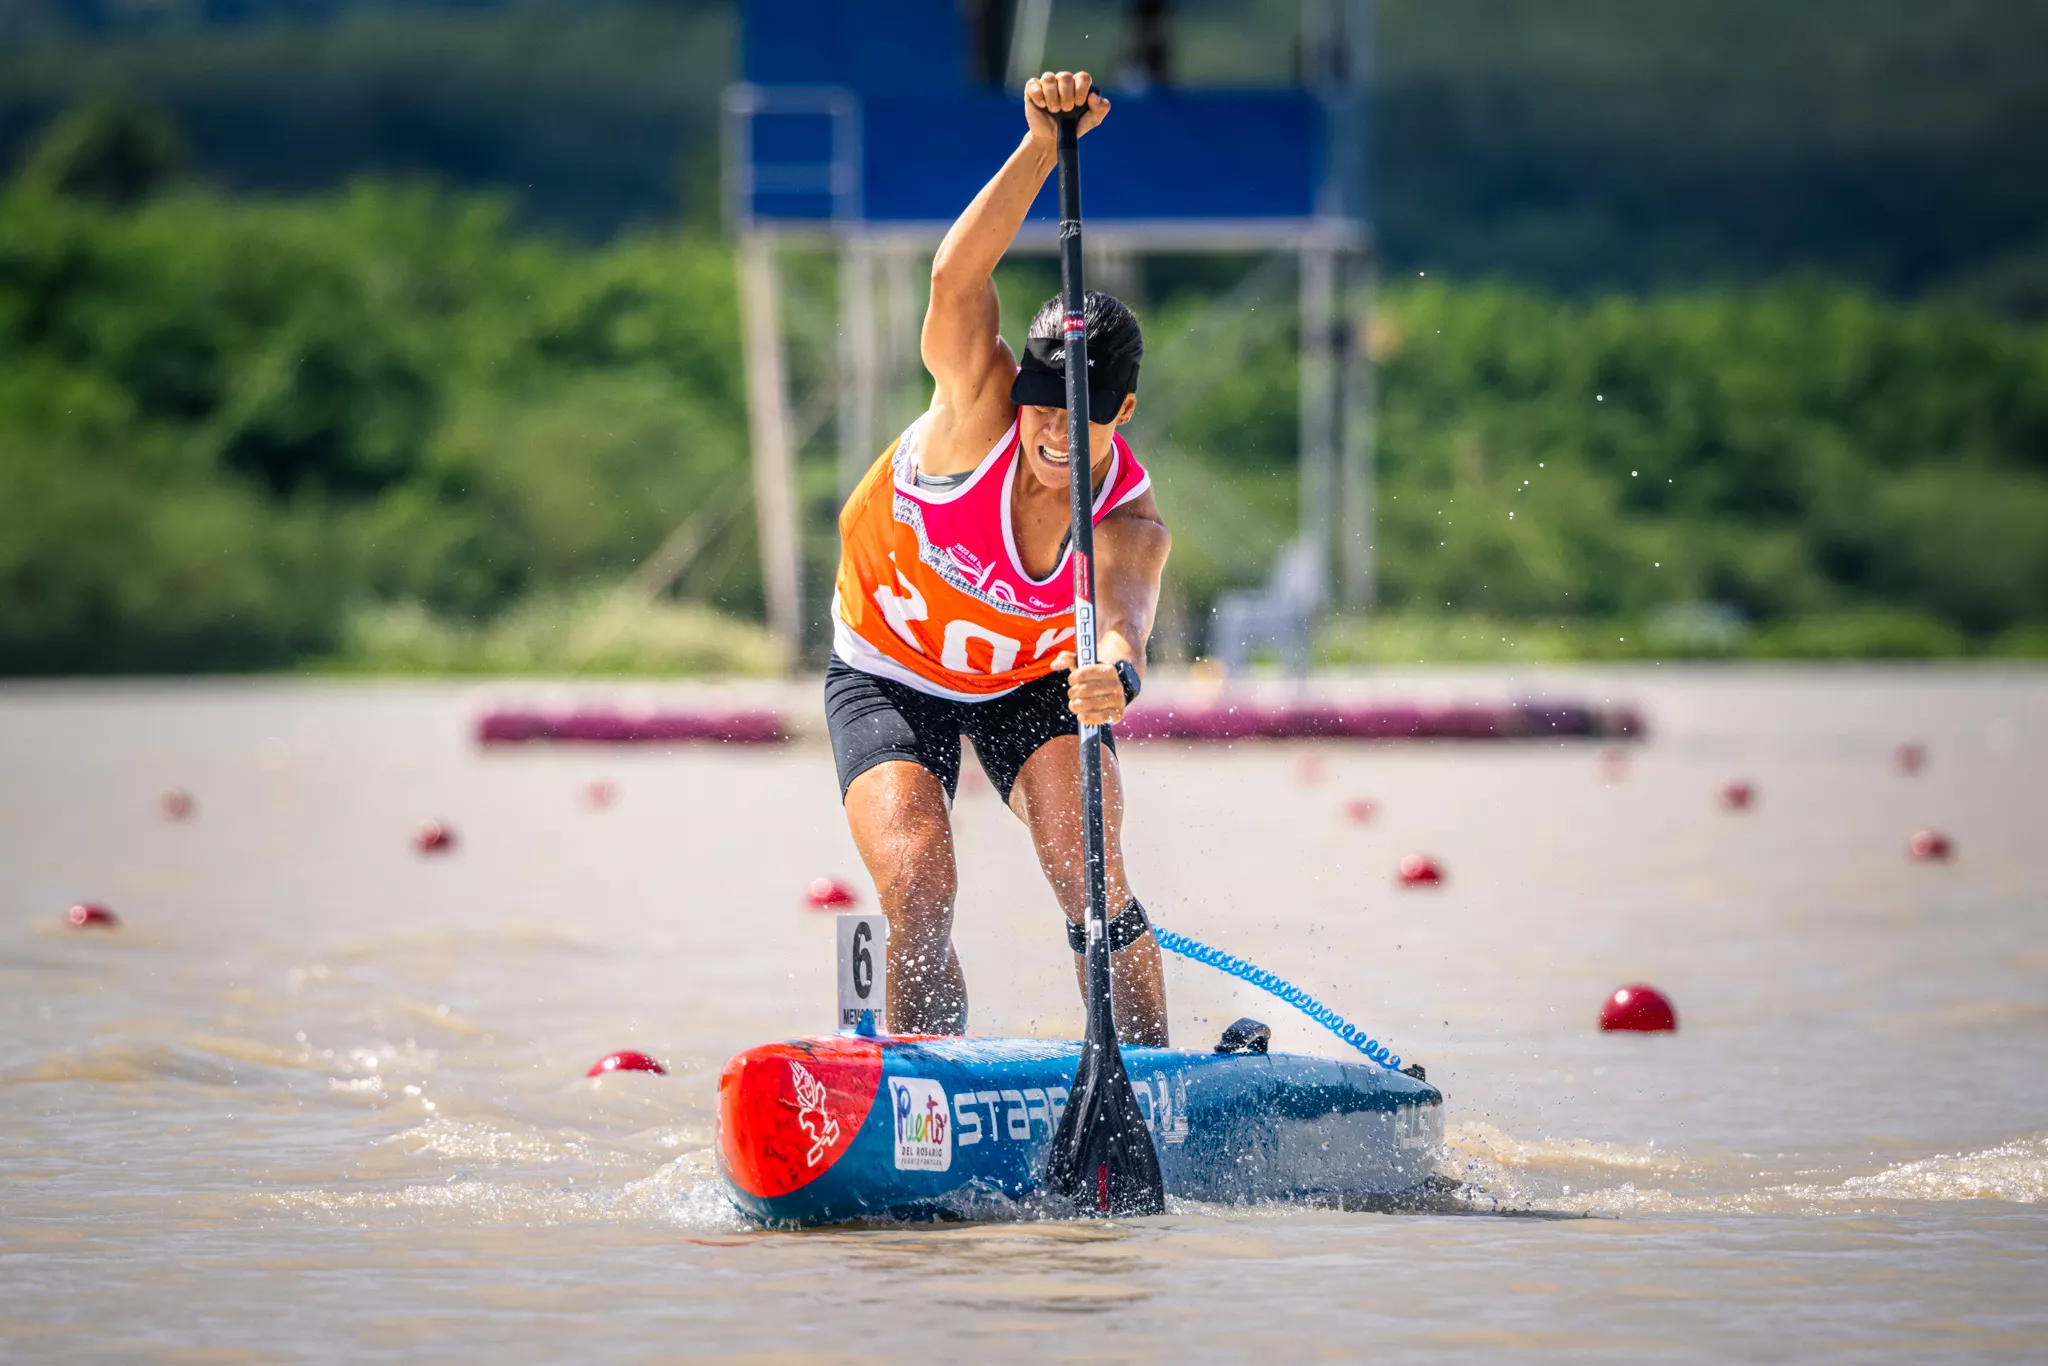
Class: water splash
1442,1123,2048,1216
278,1146,748,1231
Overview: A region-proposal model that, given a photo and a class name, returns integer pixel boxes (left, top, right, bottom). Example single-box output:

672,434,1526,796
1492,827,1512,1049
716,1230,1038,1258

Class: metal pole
1298,244,1337,591
837,235,878,497
1339,245,1377,609
1007,0,1052,87
1087,242,1140,302
737,233,803,663
1336,0,1377,610
879,242,922,442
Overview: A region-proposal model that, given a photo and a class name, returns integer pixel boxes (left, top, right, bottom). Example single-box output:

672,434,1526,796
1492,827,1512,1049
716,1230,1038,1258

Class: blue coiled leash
1152,926,1402,1071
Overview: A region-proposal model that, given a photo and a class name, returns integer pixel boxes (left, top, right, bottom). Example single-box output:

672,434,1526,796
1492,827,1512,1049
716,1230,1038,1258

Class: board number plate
836,912,888,1031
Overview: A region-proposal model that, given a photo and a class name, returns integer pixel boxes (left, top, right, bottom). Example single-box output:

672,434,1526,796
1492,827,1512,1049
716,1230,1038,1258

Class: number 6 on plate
836,913,889,1032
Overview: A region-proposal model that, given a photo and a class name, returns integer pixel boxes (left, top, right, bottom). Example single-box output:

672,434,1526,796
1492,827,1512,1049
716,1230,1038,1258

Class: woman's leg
1008,739,1169,1046
844,760,968,1034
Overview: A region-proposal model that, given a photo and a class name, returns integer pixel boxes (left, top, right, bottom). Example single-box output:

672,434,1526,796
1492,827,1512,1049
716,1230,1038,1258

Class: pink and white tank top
832,413,1152,700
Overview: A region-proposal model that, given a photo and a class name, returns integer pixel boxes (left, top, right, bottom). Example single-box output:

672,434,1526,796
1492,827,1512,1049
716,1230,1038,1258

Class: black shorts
825,656,1113,804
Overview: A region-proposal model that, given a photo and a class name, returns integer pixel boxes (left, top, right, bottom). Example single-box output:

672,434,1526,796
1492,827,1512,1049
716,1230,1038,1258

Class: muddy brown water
3,668,2045,1362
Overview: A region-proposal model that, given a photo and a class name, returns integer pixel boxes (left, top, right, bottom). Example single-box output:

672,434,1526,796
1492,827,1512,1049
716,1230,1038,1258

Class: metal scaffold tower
726,0,1376,666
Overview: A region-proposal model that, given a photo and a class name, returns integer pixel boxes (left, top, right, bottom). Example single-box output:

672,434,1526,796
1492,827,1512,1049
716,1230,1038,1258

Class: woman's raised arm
918,73,1109,464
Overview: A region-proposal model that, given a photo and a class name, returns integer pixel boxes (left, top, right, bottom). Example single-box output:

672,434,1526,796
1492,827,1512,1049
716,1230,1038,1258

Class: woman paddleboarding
828,70,1172,1045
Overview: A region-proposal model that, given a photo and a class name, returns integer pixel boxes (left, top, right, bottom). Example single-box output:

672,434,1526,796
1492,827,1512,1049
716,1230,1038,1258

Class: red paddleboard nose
588,1050,667,1077
66,903,119,930
1908,829,1953,862
718,1037,882,1198
414,820,456,854
1397,854,1444,887
161,789,195,820
805,877,858,910
1719,780,1755,811
1895,742,1927,774
585,780,617,809
1342,798,1376,824
1600,984,1677,1032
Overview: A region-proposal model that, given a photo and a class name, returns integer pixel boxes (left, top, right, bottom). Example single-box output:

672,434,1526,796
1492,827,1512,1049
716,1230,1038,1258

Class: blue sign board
732,0,1363,235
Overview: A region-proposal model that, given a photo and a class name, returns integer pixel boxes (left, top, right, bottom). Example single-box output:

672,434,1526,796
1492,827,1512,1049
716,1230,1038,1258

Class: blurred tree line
1,0,2045,671
1368,283,2048,632
4,100,2044,671
0,101,760,672
1130,270,2048,661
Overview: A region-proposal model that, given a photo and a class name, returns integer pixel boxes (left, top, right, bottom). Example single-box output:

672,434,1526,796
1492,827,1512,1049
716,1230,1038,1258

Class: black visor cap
1010,335,1137,419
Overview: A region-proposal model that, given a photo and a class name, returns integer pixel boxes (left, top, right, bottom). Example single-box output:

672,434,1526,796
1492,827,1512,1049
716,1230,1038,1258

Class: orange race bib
832,414,1149,700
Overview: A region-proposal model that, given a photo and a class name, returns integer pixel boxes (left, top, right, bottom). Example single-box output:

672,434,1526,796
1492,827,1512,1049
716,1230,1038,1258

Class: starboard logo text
947,1073,1188,1147
890,1077,951,1171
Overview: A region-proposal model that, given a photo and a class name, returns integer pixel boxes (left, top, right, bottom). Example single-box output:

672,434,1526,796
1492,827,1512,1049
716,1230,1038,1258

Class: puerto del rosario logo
890,1077,951,1171
788,1060,840,1167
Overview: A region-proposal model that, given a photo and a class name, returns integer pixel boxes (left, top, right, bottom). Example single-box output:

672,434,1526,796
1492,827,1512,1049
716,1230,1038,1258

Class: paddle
1040,100,1167,1219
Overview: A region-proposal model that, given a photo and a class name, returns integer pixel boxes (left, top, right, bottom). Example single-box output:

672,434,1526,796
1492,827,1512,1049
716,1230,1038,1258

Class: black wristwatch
1113,659,1142,706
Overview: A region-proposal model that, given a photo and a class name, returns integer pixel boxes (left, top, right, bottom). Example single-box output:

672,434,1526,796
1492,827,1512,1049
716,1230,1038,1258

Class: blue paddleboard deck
718,1034,1443,1227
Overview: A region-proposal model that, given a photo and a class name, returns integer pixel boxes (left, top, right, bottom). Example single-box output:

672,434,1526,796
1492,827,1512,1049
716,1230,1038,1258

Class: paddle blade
1043,1021,1165,1217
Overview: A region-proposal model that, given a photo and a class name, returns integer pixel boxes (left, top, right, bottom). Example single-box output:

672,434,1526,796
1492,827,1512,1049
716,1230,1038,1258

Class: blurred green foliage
1135,274,2048,656
0,114,762,673
330,592,783,676
3,95,2045,674
1314,609,2021,668
1365,281,2048,632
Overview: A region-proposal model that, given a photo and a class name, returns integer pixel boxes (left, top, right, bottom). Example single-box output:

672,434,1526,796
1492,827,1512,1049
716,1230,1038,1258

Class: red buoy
1908,829,1953,862
1895,742,1927,775
587,1050,667,1077
66,903,119,930
584,779,617,809
160,789,195,821
1396,854,1444,888
414,820,456,854
1342,797,1377,824
1719,780,1755,811
805,876,858,910
1599,984,1677,1032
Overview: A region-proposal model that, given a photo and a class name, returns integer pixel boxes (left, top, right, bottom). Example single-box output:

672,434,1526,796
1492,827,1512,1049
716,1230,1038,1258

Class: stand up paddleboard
716,912,1444,1227
718,1027,1442,1227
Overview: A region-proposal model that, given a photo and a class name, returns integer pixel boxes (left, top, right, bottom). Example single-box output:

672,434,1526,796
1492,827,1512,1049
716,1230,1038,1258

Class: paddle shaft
1054,113,1113,1005
1040,102,1165,1218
